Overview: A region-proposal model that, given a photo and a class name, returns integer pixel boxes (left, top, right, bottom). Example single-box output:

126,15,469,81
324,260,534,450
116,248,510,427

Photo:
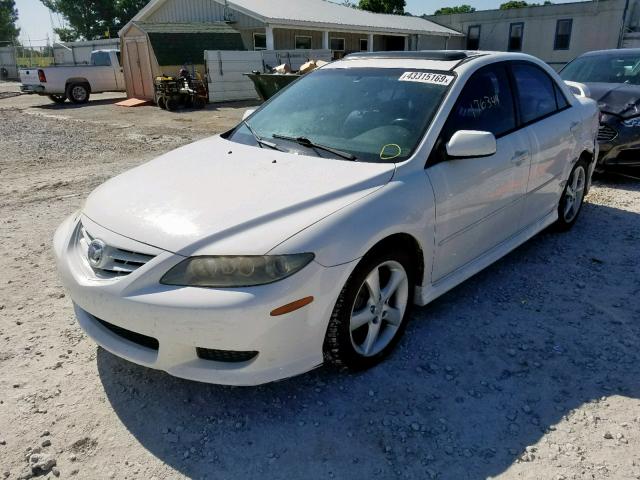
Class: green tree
499,1,530,9
0,0,19,42
433,5,476,15
41,0,147,41
358,0,406,15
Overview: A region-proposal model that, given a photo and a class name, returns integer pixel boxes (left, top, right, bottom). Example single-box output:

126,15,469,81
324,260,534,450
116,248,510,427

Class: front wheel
554,159,588,231
324,251,414,370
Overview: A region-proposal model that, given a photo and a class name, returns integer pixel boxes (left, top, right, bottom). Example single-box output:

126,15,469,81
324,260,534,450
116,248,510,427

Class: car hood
583,82,640,118
82,135,395,256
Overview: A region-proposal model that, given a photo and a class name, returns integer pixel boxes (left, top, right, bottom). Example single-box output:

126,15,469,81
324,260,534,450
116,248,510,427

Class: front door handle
511,150,529,166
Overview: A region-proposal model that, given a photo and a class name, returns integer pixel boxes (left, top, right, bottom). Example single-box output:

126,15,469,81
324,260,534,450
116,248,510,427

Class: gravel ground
0,94,639,480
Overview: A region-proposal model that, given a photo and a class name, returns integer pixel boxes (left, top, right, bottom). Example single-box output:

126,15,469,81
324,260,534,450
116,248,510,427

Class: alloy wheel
72,86,88,102
349,260,409,357
563,165,586,223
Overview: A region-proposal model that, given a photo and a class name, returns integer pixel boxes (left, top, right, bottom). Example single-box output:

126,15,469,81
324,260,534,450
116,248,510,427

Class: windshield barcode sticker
399,72,454,86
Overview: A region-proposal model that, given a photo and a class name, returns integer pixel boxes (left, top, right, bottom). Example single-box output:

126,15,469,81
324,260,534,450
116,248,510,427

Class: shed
120,0,463,100
120,21,244,99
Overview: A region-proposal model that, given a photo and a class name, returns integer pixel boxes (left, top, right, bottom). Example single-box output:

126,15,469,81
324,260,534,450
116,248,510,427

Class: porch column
368,33,374,52
265,25,275,50
322,31,329,50
404,35,409,51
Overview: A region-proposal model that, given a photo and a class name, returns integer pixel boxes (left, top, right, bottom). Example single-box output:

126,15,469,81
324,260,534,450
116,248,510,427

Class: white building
428,0,640,70
120,0,463,100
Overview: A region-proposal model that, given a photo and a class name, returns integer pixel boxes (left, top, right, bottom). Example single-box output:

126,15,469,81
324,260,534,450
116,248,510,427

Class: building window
295,35,312,50
554,19,572,50
330,38,345,51
360,38,368,51
254,32,267,50
508,22,524,51
467,25,480,50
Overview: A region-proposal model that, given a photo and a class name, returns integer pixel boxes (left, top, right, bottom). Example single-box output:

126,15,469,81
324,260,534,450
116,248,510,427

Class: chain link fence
0,41,56,81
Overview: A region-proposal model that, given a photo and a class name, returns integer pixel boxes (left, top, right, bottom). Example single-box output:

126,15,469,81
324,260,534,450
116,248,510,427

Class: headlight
622,117,640,127
160,254,315,288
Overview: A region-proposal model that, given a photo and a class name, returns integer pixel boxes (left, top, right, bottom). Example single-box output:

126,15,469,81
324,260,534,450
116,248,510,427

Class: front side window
254,33,267,50
295,36,312,50
511,62,559,123
442,64,516,139
508,23,524,52
554,19,572,50
467,25,480,50
330,38,345,51
229,68,454,163
560,51,640,85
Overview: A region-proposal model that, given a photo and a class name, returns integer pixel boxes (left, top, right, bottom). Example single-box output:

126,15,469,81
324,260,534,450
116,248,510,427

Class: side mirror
446,130,496,158
242,108,257,121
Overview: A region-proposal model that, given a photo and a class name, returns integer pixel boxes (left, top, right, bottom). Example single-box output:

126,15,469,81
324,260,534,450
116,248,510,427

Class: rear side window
91,51,112,67
511,63,558,124
442,64,516,138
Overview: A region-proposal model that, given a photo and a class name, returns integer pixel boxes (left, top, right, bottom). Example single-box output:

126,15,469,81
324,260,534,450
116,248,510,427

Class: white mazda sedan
54,51,599,385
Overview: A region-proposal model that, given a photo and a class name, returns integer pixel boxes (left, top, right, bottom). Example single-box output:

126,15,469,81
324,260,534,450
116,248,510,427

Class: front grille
96,318,159,351
78,223,155,278
196,348,258,363
598,124,618,142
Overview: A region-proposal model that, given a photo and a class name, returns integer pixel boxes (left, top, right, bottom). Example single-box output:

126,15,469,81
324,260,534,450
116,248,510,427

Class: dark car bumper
597,116,640,168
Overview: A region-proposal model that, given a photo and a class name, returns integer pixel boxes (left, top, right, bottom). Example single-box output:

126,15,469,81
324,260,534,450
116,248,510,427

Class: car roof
578,48,640,57
334,50,539,73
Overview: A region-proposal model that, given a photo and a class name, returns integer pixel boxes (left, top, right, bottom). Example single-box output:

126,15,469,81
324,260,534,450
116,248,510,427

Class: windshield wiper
243,121,282,151
272,134,357,161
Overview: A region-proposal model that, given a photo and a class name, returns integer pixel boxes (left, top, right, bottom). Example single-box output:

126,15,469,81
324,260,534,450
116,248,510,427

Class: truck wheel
67,83,90,104
48,94,66,104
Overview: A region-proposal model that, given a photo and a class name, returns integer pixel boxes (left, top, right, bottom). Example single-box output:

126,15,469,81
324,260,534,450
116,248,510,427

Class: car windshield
560,52,640,85
228,68,453,163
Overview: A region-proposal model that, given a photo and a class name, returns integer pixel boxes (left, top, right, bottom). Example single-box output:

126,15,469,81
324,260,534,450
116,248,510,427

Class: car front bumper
53,213,355,386
597,118,640,168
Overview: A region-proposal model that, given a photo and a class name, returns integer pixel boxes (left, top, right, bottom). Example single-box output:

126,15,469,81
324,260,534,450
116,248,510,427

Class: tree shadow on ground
97,177,640,480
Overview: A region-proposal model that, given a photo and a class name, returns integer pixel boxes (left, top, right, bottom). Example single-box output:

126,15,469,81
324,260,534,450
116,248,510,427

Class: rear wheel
67,83,90,104
324,251,414,370
555,159,588,231
157,96,167,110
48,94,66,104
165,96,179,111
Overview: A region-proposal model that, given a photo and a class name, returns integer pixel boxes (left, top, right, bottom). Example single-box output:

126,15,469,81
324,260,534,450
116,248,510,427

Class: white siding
428,0,634,69
205,49,331,102
148,0,263,28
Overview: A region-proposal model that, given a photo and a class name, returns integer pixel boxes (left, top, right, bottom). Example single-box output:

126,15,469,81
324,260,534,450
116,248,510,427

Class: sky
15,0,586,46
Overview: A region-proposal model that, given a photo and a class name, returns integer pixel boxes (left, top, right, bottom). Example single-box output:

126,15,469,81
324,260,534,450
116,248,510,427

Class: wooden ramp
116,98,151,107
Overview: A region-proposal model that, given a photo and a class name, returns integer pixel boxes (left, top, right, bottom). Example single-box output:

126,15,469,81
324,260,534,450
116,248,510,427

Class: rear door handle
511,150,529,166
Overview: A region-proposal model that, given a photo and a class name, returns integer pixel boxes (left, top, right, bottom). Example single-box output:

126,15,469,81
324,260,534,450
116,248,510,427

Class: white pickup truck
19,50,125,104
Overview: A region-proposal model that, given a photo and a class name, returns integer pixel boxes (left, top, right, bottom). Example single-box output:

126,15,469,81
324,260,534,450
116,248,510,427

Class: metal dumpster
244,73,300,101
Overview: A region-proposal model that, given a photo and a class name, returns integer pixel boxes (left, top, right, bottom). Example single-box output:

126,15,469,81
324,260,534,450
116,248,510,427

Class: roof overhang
266,20,463,37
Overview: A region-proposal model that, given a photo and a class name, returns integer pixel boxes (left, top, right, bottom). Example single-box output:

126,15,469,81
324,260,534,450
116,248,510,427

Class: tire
67,83,90,104
48,94,66,104
157,96,167,110
165,96,179,111
554,158,589,231
323,250,415,370
193,96,206,109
